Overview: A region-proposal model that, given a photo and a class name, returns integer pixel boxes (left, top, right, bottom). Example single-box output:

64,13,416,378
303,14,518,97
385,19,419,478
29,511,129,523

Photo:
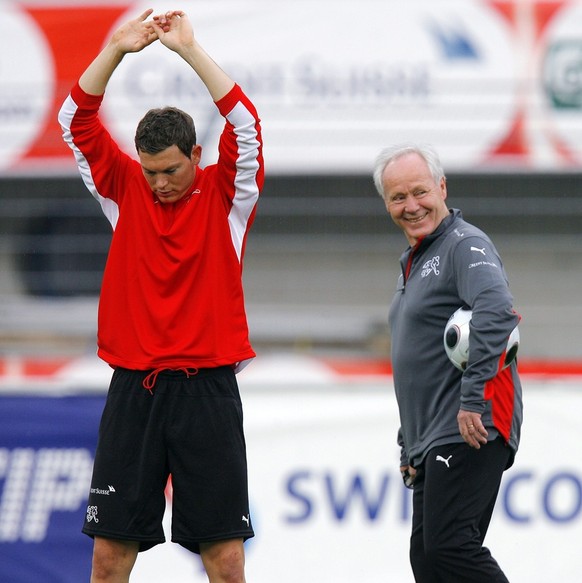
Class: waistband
116,366,233,393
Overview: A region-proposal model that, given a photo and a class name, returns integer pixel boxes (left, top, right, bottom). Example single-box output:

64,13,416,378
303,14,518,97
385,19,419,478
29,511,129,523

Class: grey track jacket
389,209,523,469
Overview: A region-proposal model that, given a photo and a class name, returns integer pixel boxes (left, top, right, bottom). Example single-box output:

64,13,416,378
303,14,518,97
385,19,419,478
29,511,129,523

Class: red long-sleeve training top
58,83,264,372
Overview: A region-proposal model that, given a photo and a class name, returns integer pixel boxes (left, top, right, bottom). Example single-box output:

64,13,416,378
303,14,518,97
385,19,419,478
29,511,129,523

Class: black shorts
83,366,254,553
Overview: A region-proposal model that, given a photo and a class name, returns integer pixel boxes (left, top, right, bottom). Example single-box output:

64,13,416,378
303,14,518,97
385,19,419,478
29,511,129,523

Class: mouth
404,211,429,224
155,190,178,202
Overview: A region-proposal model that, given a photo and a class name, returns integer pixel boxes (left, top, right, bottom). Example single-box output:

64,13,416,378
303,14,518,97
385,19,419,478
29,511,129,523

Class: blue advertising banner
0,395,104,583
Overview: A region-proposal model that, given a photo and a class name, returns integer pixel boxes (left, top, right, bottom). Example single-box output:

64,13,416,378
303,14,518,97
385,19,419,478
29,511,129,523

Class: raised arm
79,9,158,96
151,10,235,102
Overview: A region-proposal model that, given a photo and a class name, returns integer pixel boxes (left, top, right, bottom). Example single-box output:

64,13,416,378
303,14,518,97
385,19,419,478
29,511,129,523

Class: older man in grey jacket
374,143,523,583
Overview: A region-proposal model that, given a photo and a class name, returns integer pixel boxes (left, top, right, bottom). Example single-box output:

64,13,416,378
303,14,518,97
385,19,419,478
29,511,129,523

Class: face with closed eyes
381,152,450,246
139,144,202,204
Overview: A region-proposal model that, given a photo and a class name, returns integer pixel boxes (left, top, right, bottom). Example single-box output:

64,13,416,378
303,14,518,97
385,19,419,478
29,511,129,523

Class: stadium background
0,0,581,581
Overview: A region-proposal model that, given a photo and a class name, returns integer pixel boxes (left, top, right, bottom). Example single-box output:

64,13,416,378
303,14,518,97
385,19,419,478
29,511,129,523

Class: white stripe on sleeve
225,101,261,261
58,94,120,230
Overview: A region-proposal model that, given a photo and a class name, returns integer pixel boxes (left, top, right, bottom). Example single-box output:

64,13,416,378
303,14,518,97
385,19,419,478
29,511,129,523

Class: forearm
177,40,234,102
79,42,125,96
79,9,157,96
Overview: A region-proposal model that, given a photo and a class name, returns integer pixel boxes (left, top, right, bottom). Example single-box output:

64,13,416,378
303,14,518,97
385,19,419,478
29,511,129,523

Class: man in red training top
58,9,263,582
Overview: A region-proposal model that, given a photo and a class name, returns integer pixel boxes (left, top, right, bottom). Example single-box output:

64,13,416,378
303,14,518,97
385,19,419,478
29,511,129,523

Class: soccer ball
443,307,520,371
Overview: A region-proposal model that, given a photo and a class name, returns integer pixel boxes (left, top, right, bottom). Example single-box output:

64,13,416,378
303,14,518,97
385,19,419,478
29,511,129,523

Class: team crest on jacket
421,256,440,278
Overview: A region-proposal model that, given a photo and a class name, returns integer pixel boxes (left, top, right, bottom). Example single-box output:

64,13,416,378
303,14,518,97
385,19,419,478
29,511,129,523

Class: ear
191,145,202,165
439,176,448,200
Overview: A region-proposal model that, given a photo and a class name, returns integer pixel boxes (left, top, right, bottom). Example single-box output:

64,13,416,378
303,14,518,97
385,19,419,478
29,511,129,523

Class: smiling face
139,144,202,204
381,152,450,246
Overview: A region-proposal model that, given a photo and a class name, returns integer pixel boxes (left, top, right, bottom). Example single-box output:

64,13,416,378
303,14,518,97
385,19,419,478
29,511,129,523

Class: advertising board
2,0,582,175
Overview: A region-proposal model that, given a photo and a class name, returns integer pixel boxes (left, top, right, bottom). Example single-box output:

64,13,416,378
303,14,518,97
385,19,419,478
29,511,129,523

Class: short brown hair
134,107,196,158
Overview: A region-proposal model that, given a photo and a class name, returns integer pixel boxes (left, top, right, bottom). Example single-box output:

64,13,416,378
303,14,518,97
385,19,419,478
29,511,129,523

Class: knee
410,534,454,574
200,539,245,583
409,534,426,571
419,536,473,573
410,539,442,577
422,542,446,570
91,537,138,582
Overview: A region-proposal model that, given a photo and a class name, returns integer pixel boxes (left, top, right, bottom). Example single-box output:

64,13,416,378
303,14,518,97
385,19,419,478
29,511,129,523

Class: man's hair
373,143,445,198
134,107,197,158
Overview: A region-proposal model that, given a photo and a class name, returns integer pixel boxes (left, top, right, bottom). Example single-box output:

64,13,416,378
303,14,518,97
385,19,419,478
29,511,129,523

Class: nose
403,194,420,213
153,174,169,189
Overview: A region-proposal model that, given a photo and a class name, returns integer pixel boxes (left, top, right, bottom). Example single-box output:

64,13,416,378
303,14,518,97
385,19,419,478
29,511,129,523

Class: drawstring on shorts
142,367,199,394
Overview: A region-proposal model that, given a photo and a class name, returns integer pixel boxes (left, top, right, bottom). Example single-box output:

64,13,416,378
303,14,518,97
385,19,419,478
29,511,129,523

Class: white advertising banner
126,365,581,583
102,0,520,174
2,0,582,175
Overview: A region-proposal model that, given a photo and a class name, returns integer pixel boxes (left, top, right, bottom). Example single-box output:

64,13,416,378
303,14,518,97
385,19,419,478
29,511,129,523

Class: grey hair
372,143,445,198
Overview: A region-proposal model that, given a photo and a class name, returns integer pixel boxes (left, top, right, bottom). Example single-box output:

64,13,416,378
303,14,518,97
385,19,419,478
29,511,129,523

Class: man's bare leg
90,537,139,583
200,538,246,583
